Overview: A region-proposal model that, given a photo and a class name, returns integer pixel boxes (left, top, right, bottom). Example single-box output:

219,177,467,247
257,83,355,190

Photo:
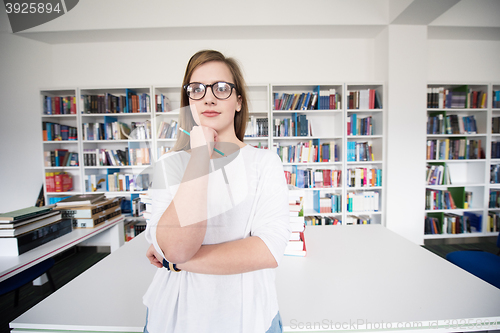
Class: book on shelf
426,138,483,160
43,96,77,115
487,212,500,233
85,172,149,192
490,164,500,184
286,192,306,257
345,215,372,225
0,206,54,223
83,120,151,141
274,140,339,164
427,113,477,135
0,211,62,237
125,220,147,241
427,86,487,109
346,191,379,213
283,167,342,189
155,94,172,113
56,193,106,207
347,167,382,188
347,114,373,136
45,172,73,193
494,90,500,109
313,190,341,213
81,92,150,114
305,215,341,226
425,164,451,186
273,114,310,137
489,190,500,208
346,141,374,162
83,147,151,167
44,150,79,167
347,89,381,109
425,188,467,210
245,117,268,137
42,122,78,141
0,218,72,256
157,120,178,139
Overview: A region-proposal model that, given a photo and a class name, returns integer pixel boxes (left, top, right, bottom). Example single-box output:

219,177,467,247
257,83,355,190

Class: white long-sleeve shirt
143,144,291,333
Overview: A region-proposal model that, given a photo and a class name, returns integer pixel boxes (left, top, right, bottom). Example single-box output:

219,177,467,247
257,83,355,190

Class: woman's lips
202,111,220,117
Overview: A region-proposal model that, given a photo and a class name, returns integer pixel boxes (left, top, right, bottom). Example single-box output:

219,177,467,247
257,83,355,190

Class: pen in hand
179,127,225,156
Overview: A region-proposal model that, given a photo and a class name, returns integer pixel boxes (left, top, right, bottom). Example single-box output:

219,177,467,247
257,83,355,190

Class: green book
0,206,53,222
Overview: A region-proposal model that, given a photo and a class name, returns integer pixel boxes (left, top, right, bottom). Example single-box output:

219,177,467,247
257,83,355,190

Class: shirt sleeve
250,151,291,266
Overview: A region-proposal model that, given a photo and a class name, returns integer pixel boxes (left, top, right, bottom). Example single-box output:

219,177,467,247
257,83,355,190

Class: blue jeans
144,310,282,333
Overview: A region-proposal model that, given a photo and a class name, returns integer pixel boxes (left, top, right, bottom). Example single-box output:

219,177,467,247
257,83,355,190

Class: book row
346,89,382,110
494,90,500,109
427,113,478,135
44,150,79,167
425,212,482,235
347,114,373,136
273,88,341,111
85,173,149,192
284,168,342,189
43,96,77,115
346,141,374,162
425,189,472,210
491,117,500,134
487,212,500,233
490,165,500,184
427,86,487,109
83,121,151,141
83,148,151,167
305,216,342,226
273,114,311,137
275,141,339,164
246,117,268,137
313,191,342,213
157,120,178,139
346,167,382,188
346,191,380,212
42,122,78,141
81,90,150,114
155,94,172,113
45,172,73,193
426,138,484,160
489,190,500,208
425,164,452,186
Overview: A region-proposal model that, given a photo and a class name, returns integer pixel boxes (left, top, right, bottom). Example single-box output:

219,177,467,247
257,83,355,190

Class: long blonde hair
171,50,249,152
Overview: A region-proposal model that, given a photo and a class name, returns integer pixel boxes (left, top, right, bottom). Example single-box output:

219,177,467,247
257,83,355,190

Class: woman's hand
146,244,164,268
190,126,218,158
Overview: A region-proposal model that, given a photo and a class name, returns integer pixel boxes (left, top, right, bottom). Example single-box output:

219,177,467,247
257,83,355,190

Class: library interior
1,1,500,333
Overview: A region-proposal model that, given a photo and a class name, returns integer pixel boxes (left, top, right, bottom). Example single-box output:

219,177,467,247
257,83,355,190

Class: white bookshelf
270,83,385,227
40,83,386,227
425,83,500,239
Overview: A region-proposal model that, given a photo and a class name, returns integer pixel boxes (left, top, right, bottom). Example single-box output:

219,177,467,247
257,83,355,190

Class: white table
10,225,500,333
0,215,125,283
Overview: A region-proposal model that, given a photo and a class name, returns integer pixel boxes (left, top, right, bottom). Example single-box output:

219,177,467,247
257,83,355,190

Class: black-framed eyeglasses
183,82,237,101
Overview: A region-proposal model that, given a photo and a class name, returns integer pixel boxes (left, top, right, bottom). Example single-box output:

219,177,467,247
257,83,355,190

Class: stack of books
55,194,122,229
285,192,306,257
0,206,72,256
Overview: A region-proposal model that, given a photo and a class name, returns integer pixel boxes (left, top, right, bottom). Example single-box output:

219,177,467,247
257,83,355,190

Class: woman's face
187,61,242,137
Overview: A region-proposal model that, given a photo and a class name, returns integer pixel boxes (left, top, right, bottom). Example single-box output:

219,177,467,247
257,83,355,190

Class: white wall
0,33,52,211
49,39,376,87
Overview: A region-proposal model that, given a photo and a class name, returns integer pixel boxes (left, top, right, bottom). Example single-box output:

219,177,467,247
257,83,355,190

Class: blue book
313,190,320,213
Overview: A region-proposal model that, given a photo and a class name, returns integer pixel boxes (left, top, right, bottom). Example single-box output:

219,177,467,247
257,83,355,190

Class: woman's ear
236,95,242,112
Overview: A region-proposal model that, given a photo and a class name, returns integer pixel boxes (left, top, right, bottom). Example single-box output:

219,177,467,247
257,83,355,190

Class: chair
446,233,500,289
0,258,56,306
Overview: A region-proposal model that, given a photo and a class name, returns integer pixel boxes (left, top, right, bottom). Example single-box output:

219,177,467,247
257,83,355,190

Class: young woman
143,50,291,333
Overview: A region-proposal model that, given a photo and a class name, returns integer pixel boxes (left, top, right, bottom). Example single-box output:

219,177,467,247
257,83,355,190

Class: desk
10,225,500,333
0,215,125,283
